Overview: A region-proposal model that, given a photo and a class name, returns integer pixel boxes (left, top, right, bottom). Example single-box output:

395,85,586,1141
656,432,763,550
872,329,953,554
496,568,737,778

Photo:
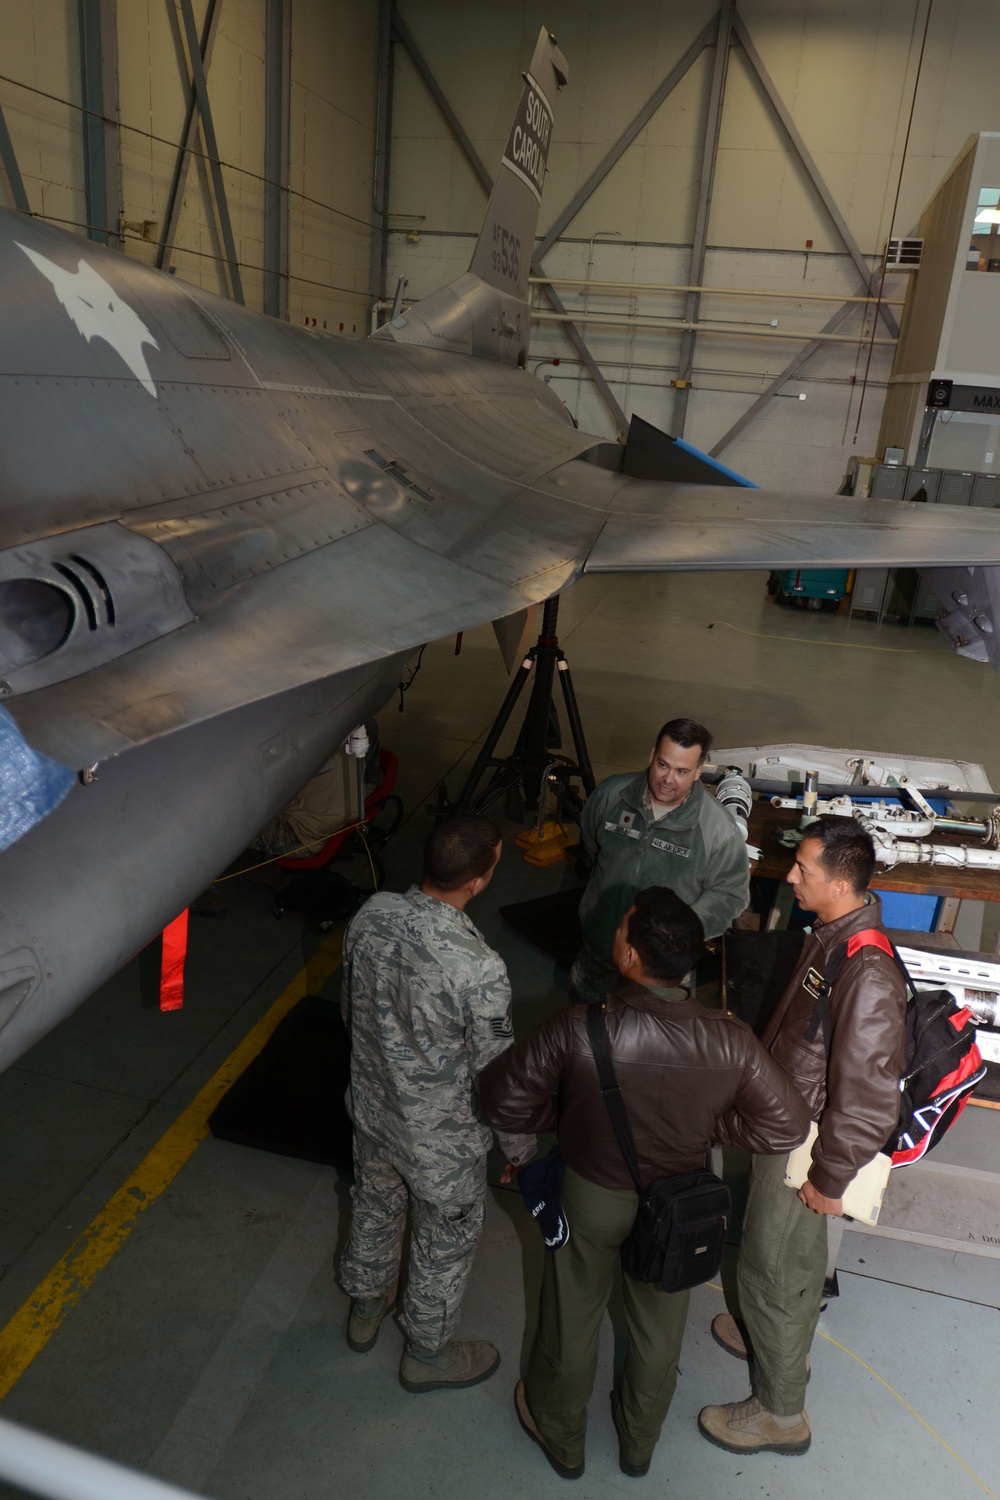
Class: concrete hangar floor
1,570,998,1500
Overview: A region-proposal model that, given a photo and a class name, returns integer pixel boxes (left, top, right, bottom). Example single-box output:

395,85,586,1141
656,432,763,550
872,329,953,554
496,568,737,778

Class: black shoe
611,1391,651,1477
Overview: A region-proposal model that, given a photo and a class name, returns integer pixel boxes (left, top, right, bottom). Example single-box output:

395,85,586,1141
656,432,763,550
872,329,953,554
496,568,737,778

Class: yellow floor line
0,932,344,1401
705,1282,995,1497
815,1328,997,1500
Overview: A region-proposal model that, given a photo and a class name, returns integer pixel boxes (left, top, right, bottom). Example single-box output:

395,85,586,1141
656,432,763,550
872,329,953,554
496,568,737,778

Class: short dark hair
655,717,712,763
625,888,704,983
804,815,876,895
423,816,502,891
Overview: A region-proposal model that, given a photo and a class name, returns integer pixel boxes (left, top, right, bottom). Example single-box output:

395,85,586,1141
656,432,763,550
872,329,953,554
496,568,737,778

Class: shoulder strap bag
585,1002,731,1294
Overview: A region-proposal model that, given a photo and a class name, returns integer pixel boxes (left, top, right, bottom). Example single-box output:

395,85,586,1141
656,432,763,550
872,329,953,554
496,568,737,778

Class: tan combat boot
346,1281,398,1352
399,1339,500,1392
698,1395,811,1455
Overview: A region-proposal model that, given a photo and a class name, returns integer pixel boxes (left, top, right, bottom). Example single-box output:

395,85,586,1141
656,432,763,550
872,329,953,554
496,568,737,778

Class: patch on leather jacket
801,966,825,1000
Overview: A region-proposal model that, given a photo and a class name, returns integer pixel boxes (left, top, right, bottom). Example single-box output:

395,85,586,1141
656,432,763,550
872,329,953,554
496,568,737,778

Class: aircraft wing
583,481,1000,572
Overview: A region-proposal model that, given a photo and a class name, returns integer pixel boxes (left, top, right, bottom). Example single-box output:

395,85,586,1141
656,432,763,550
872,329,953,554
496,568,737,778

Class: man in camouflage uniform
340,815,534,1392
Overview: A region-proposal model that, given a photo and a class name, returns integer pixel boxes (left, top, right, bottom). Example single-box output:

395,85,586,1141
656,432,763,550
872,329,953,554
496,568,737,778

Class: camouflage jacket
343,886,534,1172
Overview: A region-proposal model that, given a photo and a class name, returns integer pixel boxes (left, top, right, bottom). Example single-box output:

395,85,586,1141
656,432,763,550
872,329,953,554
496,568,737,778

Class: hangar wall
6,2,1000,499
383,0,1000,493
0,0,377,332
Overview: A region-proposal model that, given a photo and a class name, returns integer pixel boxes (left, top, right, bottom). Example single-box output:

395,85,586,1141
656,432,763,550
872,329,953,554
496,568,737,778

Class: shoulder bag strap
805,928,915,1054
586,1002,645,1196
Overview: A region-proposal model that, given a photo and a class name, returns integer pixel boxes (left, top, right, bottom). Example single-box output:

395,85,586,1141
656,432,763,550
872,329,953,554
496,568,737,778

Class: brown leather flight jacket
478,979,811,1192
762,896,907,1199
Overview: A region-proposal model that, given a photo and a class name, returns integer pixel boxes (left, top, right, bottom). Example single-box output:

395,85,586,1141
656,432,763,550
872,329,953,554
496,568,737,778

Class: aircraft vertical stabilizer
372,27,567,367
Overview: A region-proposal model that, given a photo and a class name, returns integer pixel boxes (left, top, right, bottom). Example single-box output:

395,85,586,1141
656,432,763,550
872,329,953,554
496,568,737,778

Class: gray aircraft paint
3,26,1000,1072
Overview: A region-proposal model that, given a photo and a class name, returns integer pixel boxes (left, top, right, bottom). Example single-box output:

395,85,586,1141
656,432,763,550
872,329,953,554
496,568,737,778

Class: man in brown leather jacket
478,887,810,1481
699,815,907,1458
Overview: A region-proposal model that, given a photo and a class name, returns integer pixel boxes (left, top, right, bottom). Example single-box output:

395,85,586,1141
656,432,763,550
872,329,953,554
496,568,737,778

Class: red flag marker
160,909,189,1011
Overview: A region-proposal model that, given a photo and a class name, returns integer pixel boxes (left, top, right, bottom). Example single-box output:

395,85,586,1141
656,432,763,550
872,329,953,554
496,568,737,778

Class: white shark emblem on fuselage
17,242,160,397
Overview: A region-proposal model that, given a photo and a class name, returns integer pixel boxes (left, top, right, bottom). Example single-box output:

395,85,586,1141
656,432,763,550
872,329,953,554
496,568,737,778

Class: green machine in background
767,568,850,609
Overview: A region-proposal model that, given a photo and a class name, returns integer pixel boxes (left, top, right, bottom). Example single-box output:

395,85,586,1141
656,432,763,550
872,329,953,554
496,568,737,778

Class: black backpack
815,930,987,1167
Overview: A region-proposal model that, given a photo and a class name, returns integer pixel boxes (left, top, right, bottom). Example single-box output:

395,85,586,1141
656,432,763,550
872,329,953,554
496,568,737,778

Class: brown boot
711,1313,749,1360
399,1339,499,1393
698,1396,811,1455
346,1281,397,1353
710,1314,810,1379
514,1380,584,1479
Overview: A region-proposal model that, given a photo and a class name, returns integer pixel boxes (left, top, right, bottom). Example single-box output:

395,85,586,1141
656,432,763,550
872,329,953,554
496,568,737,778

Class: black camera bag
586,1003,731,1294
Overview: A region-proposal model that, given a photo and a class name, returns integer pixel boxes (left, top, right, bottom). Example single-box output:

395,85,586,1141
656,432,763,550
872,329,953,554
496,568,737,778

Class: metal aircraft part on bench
4,26,1000,1072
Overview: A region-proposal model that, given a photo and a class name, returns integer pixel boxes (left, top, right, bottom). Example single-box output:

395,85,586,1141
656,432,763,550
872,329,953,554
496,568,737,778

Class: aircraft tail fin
372,27,567,366
468,28,568,302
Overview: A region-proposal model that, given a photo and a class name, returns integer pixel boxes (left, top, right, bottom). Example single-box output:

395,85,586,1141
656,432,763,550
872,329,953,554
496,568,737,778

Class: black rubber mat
499,885,584,968
208,994,353,1169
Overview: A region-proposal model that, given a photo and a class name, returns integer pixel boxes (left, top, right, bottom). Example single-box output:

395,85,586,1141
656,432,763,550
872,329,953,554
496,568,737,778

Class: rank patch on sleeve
490,1016,514,1038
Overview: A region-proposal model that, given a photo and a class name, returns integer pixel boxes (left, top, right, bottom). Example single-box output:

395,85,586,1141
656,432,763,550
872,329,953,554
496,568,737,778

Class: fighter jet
3,26,1000,1072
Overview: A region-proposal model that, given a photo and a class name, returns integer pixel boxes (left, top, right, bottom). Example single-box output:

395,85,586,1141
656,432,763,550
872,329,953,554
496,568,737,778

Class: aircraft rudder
468,27,568,303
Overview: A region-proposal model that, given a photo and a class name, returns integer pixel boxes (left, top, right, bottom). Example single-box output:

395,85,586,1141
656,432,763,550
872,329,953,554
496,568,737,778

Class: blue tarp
0,707,75,853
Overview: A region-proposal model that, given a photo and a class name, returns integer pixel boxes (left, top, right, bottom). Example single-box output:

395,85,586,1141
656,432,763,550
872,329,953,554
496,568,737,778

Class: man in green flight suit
570,717,750,1004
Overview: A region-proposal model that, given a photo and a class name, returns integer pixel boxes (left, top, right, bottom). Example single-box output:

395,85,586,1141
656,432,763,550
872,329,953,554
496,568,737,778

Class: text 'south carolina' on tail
372,27,568,367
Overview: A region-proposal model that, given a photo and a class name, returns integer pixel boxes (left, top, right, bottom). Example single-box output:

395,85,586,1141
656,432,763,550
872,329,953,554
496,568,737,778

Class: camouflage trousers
340,1127,487,1353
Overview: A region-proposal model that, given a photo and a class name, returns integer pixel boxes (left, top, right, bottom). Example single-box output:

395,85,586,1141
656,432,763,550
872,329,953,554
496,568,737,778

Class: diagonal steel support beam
733,9,897,339
535,14,716,263
392,12,493,194
78,0,120,246
155,0,223,272
177,0,243,302
0,100,30,213
263,0,291,318
708,295,868,457
672,3,731,437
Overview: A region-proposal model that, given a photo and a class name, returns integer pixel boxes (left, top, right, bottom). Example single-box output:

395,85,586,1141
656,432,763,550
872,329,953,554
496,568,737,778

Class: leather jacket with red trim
761,895,907,1199
478,978,811,1192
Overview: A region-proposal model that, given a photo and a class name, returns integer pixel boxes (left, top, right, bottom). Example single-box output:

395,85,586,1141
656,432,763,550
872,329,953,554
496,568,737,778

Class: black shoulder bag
586,1002,731,1294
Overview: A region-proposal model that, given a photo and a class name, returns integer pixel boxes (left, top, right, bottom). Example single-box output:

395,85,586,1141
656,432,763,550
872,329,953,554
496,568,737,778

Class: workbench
748,799,1000,939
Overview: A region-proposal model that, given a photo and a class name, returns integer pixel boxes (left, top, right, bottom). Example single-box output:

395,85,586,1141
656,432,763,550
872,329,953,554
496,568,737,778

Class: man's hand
499,1161,519,1185
798,1179,844,1217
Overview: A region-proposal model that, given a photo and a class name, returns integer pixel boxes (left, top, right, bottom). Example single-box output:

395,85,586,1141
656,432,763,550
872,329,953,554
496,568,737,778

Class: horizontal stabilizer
585,486,1000,573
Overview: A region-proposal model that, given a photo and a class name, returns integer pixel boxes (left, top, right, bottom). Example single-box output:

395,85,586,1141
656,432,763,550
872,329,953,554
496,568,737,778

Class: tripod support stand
444,595,596,822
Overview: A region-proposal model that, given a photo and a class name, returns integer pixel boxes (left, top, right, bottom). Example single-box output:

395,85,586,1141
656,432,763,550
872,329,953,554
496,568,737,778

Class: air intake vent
885,238,923,271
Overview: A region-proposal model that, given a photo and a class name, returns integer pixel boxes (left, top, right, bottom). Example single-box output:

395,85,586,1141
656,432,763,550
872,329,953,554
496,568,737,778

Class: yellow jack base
515,820,570,850
516,821,573,867
524,840,569,867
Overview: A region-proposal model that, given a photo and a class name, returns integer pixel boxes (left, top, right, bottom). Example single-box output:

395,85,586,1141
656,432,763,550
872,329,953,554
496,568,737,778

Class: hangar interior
2,3,1000,1499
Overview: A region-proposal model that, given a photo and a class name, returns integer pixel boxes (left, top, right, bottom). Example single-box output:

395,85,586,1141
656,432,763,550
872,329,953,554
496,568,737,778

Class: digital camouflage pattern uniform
340,886,534,1352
